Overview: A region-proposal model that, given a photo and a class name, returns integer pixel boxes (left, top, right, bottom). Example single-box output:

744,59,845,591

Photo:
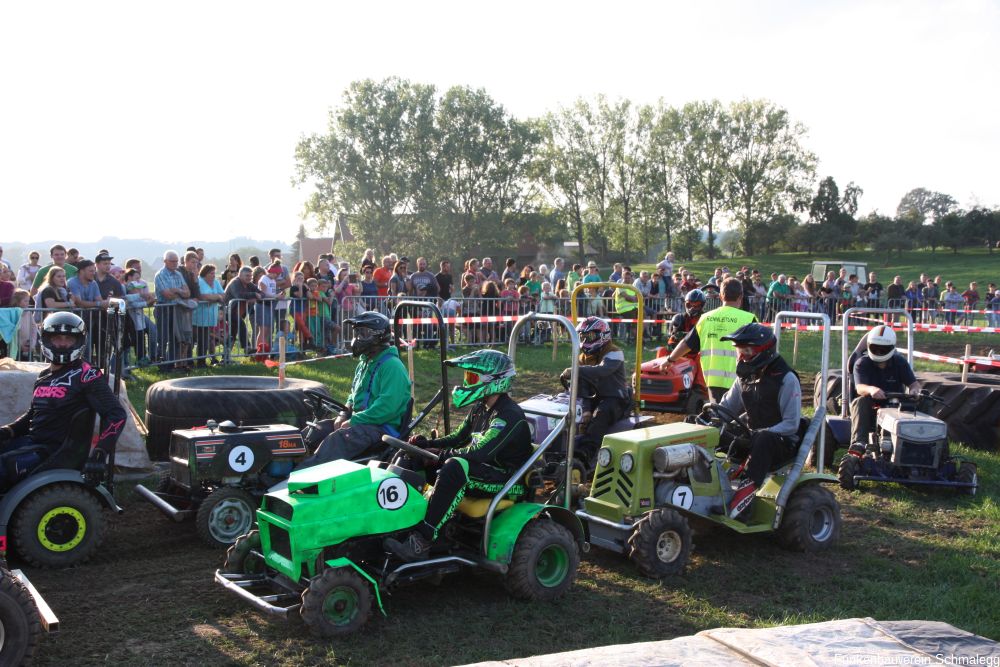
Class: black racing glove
83,448,109,486
408,434,429,446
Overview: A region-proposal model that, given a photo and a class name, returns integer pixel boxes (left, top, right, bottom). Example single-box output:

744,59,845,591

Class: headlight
620,452,635,474
597,448,612,468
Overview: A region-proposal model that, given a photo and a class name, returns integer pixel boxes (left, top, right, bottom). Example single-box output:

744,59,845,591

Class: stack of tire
814,370,1000,451
144,376,330,460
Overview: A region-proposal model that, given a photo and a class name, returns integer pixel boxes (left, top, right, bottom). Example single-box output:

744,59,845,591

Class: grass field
23,330,1000,666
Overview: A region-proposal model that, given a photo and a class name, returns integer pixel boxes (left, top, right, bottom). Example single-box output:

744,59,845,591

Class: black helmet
41,311,87,364
685,289,706,317
346,311,393,358
722,322,777,377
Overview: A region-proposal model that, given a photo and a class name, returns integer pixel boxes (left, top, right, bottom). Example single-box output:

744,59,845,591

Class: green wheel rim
37,506,86,552
323,586,360,626
535,544,570,588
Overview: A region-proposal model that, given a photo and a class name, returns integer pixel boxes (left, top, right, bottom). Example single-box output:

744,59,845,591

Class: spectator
0,245,9,272
409,257,438,298
609,262,624,283
36,267,72,311
389,259,410,300
765,274,790,321
582,261,602,285
633,270,654,339
224,266,260,355
613,268,638,342
66,248,81,269
904,281,922,324
987,285,1000,328
248,255,260,269
123,259,157,362
656,252,674,276
67,259,107,358
886,275,904,310
314,277,343,353
942,281,964,325
288,271,315,350
30,244,78,299
11,289,34,357
315,258,335,283
0,265,15,306
525,271,542,302
566,264,582,292
855,269,878,306
550,257,566,285
194,264,225,365
480,257,500,283
373,255,394,297
538,263,551,285
122,268,150,369
359,248,377,271
16,251,41,292
94,252,125,300
253,263,283,356
461,273,481,344
480,280,502,344
435,260,453,302
922,276,941,323
501,258,518,285
154,250,191,368
961,281,980,326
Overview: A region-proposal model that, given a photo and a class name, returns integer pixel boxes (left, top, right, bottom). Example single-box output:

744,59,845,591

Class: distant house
297,236,335,265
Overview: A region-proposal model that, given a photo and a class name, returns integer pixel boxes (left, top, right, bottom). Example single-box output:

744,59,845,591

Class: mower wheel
838,455,860,491
0,569,41,666
505,519,579,601
196,487,257,548
221,530,264,575
956,462,978,496
300,568,373,637
627,508,692,578
684,390,707,416
777,484,841,552
12,484,107,568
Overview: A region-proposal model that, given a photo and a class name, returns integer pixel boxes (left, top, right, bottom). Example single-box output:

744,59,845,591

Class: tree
432,85,540,258
966,207,1000,254
643,102,685,252
608,101,652,261
676,101,731,259
935,211,968,254
726,100,816,256
294,77,437,252
896,187,958,221
808,176,863,251
538,107,591,264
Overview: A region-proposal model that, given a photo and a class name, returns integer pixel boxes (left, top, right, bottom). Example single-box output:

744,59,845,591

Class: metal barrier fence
6,291,998,370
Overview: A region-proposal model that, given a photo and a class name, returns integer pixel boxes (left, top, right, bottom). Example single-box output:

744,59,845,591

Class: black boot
385,525,433,562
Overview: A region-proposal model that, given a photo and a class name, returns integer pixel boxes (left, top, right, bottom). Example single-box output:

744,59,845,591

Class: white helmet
867,325,896,362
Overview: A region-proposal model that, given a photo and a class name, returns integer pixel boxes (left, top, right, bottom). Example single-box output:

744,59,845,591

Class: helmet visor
464,370,481,386
354,326,376,340
581,331,601,345
869,344,894,358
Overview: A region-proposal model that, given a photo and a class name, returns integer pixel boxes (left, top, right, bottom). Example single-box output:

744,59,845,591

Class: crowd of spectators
3,243,1000,367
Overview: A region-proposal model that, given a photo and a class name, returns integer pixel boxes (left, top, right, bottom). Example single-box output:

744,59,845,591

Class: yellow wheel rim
37,506,87,552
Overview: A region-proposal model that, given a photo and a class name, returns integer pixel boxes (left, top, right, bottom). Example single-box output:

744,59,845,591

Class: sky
2,0,998,247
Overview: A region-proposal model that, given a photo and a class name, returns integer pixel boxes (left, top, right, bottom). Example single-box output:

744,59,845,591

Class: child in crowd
124,268,150,365
12,289,36,359
288,271,314,349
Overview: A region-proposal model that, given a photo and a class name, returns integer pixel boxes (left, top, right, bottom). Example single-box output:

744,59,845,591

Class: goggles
869,344,894,358
464,370,482,386
581,331,601,344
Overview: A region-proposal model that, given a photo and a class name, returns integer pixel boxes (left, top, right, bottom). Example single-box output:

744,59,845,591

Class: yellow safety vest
695,305,757,390
614,286,638,314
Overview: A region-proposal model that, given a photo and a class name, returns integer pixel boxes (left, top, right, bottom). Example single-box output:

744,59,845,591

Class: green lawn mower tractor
576,312,842,578
215,313,587,637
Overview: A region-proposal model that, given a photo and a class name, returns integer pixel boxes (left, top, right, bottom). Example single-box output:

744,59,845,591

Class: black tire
684,388,707,416
144,376,329,460
776,484,841,552
912,371,1000,451
0,569,41,666
221,530,264,574
12,484,107,568
956,461,978,496
504,519,579,601
195,487,257,548
300,568,373,637
838,455,860,491
627,508,693,578
814,371,843,416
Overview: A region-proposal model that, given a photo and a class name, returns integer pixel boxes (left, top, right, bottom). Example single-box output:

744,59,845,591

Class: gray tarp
0,360,152,471
465,618,999,667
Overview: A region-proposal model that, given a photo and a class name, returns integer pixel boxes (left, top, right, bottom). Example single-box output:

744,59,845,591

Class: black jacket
5,361,127,455
432,394,532,471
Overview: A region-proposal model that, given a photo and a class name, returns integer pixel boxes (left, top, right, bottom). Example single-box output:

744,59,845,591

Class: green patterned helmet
445,349,516,409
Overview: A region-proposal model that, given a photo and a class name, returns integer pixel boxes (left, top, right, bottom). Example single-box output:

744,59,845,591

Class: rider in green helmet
387,349,533,561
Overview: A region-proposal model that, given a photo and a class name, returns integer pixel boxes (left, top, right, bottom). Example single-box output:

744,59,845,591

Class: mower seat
397,398,416,440
456,497,514,518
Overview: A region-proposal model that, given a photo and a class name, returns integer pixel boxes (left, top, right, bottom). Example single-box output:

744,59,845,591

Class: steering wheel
698,403,753,440
560,371,598,400
303,389,349,419
382,434,441,463
880,391,945,408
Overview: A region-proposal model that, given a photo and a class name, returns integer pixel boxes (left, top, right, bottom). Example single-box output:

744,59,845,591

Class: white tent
464,618,999,667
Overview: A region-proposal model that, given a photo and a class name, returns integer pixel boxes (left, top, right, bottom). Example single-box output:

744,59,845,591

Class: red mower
638,348,708,414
